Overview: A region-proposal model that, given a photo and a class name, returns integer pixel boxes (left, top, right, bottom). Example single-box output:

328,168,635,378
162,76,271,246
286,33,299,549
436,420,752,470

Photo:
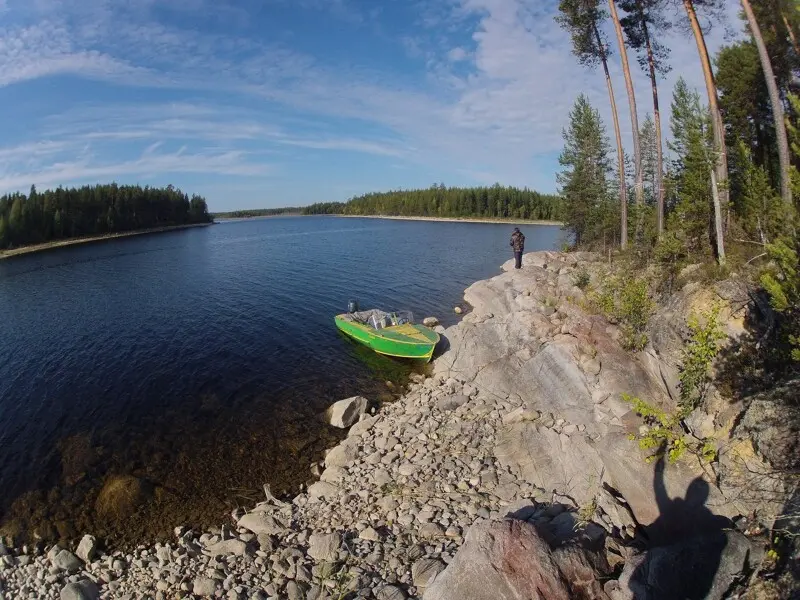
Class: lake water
0,216,561,545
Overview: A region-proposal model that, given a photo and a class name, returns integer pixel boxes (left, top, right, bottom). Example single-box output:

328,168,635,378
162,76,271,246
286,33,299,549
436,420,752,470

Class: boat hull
335,316,440,361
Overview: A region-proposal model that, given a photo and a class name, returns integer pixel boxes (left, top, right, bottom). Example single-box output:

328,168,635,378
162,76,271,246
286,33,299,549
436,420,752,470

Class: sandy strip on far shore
334,214,563,226
0,222,214,260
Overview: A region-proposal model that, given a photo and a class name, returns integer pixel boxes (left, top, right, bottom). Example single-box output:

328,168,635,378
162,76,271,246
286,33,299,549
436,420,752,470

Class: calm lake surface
0,216,561,544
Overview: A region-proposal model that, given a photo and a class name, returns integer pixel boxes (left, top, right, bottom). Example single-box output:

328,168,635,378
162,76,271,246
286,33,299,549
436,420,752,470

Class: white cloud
447,47,468,62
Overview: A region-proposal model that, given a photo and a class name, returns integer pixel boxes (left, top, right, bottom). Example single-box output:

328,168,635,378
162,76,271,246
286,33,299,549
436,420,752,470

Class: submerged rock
94,475,154,520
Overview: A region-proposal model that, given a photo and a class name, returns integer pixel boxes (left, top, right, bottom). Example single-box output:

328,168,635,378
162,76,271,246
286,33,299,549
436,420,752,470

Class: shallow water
0,216,560,545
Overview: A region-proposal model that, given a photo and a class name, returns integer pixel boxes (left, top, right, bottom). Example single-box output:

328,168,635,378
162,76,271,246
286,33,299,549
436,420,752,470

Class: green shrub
761,239,800,362
623,394,717,464
678,305,726,412
573,267,591,290
590,275,655,351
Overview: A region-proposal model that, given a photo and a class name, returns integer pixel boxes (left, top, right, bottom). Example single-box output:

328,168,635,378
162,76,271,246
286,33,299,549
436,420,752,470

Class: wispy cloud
0,0,745,202
0,147,272,193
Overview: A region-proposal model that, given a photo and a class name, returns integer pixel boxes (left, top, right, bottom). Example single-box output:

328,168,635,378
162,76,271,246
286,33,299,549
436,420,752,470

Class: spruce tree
558,94,614,247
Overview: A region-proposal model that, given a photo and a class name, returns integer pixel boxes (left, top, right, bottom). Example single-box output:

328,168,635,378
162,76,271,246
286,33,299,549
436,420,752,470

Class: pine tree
619,0,669,235
741,0,792,207
680,0,730,229
608,0,644,211
558,94,614,247
557,0,629,248
668,79,716,258
640,115,659,207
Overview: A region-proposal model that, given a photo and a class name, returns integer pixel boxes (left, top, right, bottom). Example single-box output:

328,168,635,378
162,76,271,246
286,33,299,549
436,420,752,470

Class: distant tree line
0,184,211,250
212,207,300,219
301,185,563,220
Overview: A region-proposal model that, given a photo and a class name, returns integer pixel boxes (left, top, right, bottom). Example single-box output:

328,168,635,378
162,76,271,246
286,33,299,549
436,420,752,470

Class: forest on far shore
301,184,564,221
0,184,211,250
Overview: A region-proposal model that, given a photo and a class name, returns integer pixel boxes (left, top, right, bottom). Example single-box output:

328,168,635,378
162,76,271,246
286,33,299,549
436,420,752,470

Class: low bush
679,305,726,412
572,267,591,290
590,275,655,351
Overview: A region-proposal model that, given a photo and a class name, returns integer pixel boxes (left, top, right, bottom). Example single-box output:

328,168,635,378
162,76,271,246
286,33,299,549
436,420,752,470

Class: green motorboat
335,309,440,362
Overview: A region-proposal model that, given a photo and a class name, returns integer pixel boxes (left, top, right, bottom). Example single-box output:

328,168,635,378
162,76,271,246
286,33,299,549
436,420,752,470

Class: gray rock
285,580,305,600
75,535,97,564
349,415,380,437
412,558,446,589
423,317,440,327
418,523,444,539
359,527,380,541
437,395,470,411
307,481,339,499
207,539,247,557
193,576,218,596
324,440,359,468
238,511,285,536
60,580,99,600
307,532,341,562
52,550,83,572
326,396,368,428
377,585,408,600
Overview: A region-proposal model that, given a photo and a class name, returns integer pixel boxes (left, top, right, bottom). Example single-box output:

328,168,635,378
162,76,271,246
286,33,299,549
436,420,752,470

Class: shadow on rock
604,455,761,600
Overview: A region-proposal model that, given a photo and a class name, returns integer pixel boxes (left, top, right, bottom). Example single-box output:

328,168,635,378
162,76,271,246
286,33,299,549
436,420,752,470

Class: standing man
510,227,525,269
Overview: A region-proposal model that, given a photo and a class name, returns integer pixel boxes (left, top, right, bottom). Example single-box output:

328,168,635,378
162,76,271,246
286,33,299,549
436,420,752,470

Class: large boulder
424,520,608,600
607,531,760,600
326,396,368,428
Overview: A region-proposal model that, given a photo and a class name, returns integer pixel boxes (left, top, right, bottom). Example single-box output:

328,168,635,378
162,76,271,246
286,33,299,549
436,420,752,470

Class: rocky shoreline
0,251,795,599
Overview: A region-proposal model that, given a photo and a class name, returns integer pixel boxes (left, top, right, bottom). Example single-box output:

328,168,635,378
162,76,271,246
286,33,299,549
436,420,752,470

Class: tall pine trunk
609,0,644,215
683,0,728,260
782,10,800,57
636,0,665,236
594,23,628,250
710,169,726,264
742,0,793,207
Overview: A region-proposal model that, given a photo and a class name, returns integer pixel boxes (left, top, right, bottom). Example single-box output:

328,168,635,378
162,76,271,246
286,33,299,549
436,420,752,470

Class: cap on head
514,227,520,232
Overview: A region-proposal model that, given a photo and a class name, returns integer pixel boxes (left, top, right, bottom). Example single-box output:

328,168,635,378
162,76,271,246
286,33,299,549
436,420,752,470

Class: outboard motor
347,299,359,314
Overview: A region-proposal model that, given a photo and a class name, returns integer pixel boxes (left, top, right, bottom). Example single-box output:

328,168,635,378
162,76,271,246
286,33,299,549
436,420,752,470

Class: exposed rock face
424,520,609,600
737,381,800,471
326,395,368,428
434,251,746,529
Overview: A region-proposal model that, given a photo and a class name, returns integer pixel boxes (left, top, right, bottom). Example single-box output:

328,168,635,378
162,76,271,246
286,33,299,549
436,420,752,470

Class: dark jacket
510,231,525,252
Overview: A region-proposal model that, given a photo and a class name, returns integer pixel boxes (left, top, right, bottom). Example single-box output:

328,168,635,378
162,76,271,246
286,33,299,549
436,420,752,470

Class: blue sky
0,0,742,211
